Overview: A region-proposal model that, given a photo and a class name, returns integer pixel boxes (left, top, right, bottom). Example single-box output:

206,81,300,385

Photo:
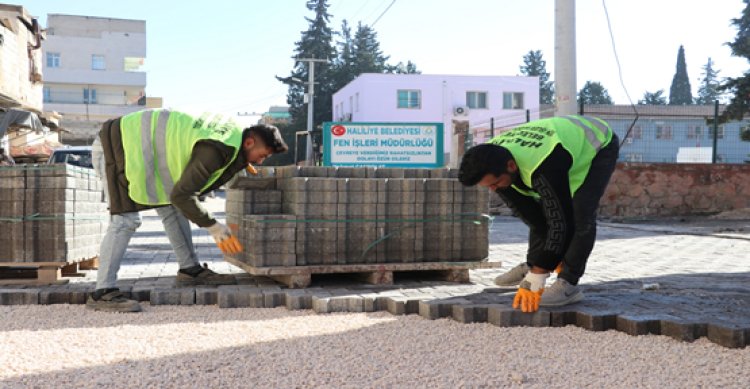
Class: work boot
493,262,530,286
86,289,142,313
539,278,584,307
175,264,237,287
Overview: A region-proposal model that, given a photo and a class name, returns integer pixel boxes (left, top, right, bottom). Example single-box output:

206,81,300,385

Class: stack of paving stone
224,166,490,269
0,164,107,263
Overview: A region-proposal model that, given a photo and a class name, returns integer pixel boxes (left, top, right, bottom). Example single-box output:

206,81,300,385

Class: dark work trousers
559,133,620,285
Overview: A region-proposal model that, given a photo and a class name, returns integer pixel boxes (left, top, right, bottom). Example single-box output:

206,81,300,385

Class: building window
503,92,524,109
47,52,61,68
687,125,703,139
656,125,673,140
83,88,97,104
43,87,51,103
466,91,488,109
397,90,421,109
629,125,642,139
92,55,106,70
708,125,724,139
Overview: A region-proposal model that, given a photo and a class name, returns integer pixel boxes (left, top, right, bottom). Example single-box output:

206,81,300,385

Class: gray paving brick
0,289,39,305
488,305,550,327
150,288,195,305
195,287,218,305
452,304,490,324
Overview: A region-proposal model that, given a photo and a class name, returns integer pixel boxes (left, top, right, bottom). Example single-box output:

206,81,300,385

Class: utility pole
297,57,327,165
555,0,577,116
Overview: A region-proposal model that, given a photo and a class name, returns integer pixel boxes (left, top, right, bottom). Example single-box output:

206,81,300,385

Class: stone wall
600,163,750,218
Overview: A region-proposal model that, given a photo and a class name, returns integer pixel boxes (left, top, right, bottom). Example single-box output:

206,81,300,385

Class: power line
601,0,639,146
372,0,397,27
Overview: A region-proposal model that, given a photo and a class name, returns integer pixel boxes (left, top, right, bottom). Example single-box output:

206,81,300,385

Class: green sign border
322,122,444,168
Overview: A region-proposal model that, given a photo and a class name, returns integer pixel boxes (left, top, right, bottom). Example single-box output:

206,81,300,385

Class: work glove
246,164,258,175
207,222,243,254
512,272,549,313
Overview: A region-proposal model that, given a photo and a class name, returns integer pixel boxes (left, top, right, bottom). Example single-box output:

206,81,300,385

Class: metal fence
468,105,750,164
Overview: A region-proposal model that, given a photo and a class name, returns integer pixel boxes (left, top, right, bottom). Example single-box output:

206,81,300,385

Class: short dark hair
243,124,289,153
458,144,514,186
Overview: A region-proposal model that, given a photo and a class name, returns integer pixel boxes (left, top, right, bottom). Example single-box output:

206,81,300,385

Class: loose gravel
1,304,748,388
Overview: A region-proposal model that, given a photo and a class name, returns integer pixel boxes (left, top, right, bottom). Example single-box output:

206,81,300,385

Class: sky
19,0,750,124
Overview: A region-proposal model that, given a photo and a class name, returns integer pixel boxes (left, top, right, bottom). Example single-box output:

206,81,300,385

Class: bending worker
89,109,288,312
459,115,619,312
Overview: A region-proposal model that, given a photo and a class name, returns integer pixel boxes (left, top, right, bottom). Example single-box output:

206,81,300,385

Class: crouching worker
88,109,288,312
458,115,619,312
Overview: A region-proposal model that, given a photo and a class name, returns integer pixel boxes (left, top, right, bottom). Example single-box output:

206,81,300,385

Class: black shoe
86,289,142,313
175,265,236,287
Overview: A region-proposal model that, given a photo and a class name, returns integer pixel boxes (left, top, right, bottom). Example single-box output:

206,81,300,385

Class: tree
669,45,693,105
578,81,613,105
388,61,421,74
721,0,750,120
638,90,667,105
351,22,389,74
695,58,722,105
519,50,554,104
276,0,336,133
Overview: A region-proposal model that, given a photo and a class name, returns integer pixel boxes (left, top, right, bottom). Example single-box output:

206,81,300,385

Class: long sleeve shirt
496,144,575,267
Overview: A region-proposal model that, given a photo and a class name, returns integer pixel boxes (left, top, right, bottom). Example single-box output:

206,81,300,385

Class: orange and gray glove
512,272,549,313
246,164,258,175
207,222,243,254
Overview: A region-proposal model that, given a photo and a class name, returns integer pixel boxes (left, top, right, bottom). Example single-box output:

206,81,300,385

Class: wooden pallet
0,257,98,285
224,256,502,288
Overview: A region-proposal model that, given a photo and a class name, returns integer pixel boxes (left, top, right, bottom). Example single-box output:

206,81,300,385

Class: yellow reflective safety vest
487,115,613,198
120,109,242,205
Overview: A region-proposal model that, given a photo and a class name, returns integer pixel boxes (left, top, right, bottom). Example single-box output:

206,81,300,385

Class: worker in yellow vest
88,109,288,312
459,115,619,312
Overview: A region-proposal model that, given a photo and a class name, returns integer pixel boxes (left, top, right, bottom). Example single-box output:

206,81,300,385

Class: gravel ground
1,305,748,388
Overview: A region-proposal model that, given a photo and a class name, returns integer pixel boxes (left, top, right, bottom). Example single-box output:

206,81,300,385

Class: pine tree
578,81,613,105
277,0,336,132
695,58,722,104
388,61,421,74
351,22,389,74
638,90,667,105
669,45,693,105
519,50,554,104
721,0,750,120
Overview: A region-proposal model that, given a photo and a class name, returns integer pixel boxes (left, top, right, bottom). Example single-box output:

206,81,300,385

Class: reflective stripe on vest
563,115,611,151
121,109,242,206
486,115,613,198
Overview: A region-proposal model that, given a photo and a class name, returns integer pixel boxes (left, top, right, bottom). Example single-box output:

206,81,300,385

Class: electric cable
602,0,639,147
372,0,397,27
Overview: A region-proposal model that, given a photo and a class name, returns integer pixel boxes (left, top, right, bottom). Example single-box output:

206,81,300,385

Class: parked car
48,146,93,168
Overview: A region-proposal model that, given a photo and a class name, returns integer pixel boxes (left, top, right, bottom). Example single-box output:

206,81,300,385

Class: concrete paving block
374,168,405,178
575,311,618,331
418,300,455,320
334,167,366,178
284,290,313,310
221,286,264,308
0,289,39,305
706,323,747,348
39,286,70,305
615,315,662,336
312,296,332,313
660,320,708,342
150,288,195,305
195,287,218,305
452,304,490,323
488,305,550,327
385,297,420,315
263,290,286,308
129,287,152,302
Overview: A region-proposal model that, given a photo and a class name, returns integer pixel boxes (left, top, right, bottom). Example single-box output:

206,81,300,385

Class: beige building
0,3,62,160
43,14,161,145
